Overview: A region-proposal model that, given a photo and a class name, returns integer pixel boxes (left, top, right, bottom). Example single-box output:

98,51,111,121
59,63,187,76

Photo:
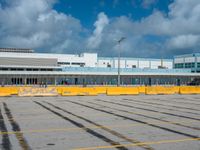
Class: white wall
126,60,138,68
174,58,184,63
81,53,97,67
139,61,150,68
197,57,200,62
184,57,195,63
0,52,173,69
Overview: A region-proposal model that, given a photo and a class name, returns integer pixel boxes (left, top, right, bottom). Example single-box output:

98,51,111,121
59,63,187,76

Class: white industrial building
0,48,199,86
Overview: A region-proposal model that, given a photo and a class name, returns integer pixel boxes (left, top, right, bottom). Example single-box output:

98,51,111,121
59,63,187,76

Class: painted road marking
0,120,199,135
73,138,200,150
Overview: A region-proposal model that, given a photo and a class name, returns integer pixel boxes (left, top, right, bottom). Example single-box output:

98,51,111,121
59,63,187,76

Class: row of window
0,68,61,71
58,62,85,66
174,63,200,68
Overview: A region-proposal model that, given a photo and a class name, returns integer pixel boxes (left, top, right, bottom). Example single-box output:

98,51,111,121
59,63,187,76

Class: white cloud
87,12,109,49
0,0,200,57
88,0,200,57
0,0,83,53
166,34,200,50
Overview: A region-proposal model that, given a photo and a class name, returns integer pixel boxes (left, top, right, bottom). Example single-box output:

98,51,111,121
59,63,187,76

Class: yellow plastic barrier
138,86,146,94
94,87,107,94
145,86,177,95
156,86,177,95
0,87,12,96
145,86,157,95
62,87,98,96
18,87,58,97
106,87,139,96
179,86,200,94
172,86,180,93
8,87,19,95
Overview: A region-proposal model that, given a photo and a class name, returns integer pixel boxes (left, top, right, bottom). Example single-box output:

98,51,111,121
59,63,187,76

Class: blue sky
53,0,172,28
0,0,199,58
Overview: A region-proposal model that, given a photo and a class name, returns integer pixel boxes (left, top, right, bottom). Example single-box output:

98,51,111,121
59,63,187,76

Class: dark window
107,64,111,68
174,63,184,68
33,69,38,71
71,62,85,66
17,68,24,71
132,65,136,68
197,63,200,68
58,62,70,65
185,63,195,68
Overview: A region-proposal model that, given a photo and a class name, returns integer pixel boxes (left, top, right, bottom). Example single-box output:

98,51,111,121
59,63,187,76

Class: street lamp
117,37,126,87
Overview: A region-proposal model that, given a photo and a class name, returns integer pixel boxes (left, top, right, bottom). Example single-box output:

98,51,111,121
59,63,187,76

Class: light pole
117,37,126,87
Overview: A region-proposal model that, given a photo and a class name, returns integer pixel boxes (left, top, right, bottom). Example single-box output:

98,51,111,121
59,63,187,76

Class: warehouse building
0,48,199,86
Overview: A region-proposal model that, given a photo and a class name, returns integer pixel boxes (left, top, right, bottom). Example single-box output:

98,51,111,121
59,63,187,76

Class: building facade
174,53,200,73
0,48,199,86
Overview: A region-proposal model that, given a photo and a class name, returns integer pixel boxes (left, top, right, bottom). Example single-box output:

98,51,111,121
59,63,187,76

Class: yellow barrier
172,86,180,93
94,87,107,94
138,86,146,94
179,86,200,94
145,86,177,95
0,87,18,96
18,87,58,97
106,87,139,96
145,86,157,95
62,87,98,96
0,85,200,97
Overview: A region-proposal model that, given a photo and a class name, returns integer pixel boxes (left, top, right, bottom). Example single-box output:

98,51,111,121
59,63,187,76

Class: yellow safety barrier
94,87,107,94
179,86,200,94
106,87,139,96
172,86,180,93
138,86,146,94
145,86,157,95
0,87,18,96
55,86,69,94
62,87,98,96
18,87,58,97
145,86,177,95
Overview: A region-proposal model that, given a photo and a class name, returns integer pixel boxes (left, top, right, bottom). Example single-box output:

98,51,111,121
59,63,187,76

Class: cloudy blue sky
0,0,200,58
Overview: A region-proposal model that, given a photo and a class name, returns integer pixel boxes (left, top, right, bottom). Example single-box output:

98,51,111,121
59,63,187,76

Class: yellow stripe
73,138,200,150
0,120,198,135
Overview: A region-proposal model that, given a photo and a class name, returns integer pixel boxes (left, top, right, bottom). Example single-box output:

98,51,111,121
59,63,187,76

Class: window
107,64,111,68
185,63,195,68
58,62,70,65
132,65,136,68
174,63,184,68
71,62,85,66
197,63,200,68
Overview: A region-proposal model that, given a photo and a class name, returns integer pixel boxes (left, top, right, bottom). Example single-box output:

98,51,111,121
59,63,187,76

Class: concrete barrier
106,87,139,95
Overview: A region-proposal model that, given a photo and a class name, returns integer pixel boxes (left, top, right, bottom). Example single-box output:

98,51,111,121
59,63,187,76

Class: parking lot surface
0,95,200,150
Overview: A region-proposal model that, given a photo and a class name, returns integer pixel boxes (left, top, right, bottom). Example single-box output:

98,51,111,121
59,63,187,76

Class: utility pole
117,37,126,87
